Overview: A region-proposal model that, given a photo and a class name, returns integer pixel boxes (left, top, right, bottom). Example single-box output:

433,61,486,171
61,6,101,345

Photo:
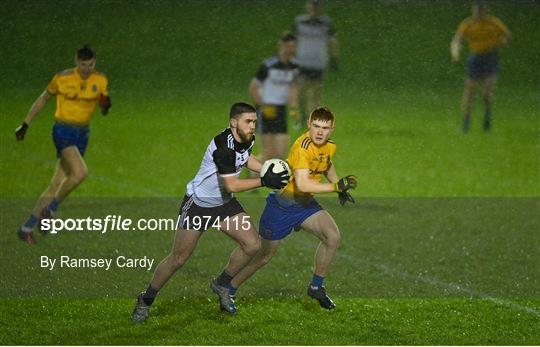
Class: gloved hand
333,175,357,192
99,95,112,115
15,122,29,141
337,191,355,205
261,164,290,189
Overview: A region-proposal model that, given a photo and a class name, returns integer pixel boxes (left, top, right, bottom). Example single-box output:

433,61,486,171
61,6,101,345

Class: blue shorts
52,122,90,158
259,192,323,240
467,51,499,80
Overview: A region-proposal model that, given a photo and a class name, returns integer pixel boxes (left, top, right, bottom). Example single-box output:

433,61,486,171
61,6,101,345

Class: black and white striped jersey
293,14,335,70
254,56,299,105
186,128,255,208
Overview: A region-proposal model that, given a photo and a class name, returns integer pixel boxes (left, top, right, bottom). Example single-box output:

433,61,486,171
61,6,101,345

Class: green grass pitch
1,1,539,345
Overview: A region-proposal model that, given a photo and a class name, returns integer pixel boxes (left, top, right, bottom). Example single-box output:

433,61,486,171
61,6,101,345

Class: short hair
77,45,95,61
309,106,335,124
229,102,256,119
280,31,296,43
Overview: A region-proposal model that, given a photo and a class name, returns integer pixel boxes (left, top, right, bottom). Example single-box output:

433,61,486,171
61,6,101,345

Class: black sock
216,270,233,287
142,284,159,306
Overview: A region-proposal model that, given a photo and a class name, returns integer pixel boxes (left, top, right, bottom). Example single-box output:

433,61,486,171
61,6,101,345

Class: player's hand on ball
261,164,290,189
98,95,112,115
15,122,29,141
334,175,357,192
338,191,355,205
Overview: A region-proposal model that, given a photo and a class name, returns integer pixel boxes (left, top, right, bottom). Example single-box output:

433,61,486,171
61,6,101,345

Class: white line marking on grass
338,252,540,318
293,238,539,317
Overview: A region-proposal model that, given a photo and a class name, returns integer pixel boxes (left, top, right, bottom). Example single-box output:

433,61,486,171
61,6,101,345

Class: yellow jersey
457,15,510,54
281,132,336,202
46,68,109,125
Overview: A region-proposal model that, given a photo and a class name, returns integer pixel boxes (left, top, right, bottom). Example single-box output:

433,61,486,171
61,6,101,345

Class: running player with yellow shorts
15,45,111,244
228,106,356,309
451,2,511,132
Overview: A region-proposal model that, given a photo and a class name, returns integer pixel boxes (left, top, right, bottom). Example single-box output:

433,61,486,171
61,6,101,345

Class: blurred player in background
451,2,511,132
249,31,299,163
293,0,339,129
228,107,357,310
15,45,111,245
131,103,289,321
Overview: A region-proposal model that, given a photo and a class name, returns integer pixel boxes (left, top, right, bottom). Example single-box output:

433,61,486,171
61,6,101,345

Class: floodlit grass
1,0,539,345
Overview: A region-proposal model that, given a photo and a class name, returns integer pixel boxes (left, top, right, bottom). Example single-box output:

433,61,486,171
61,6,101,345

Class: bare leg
230,238,281,289
132,227,202,321
307,80,322,117
260,133,289,162
149,228,202,289
462,78,478,132
29,160,67,218
482,76,497,130
301,210,340,277
219,212,261,276
302,210,340,309
296,75,308,126
53,146,88,203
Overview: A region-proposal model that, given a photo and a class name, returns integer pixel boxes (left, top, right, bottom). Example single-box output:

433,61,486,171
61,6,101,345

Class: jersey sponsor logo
92,84,97,92
309,169,326,175
311,153,326,163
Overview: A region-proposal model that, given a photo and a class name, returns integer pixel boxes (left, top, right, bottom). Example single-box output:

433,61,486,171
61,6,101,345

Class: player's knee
71,166,88,183
325,229,341,249
243,239,262,257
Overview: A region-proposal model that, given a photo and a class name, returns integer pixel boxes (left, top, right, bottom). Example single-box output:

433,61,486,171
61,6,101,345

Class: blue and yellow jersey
457,15,510,54
281,131,336,202
46,68,108,125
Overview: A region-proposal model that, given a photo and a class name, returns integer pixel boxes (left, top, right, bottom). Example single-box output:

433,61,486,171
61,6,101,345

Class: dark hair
229,102,256,119
77,45,95,60
309,106,335,123
280,31,296,43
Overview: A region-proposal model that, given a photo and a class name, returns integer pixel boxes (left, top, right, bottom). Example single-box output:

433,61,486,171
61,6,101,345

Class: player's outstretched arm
220,175,263,193
248,79,263,106
450,33,462,62
15,90,53,141
325,161,339,184
99,94,112,115
326,163,355,205
220,166,288,193
294,168,335,194
499,31,512,48
214,149,287,193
